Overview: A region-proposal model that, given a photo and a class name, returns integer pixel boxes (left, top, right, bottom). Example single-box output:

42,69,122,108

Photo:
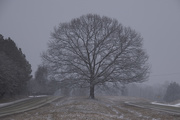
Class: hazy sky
0,0,180,84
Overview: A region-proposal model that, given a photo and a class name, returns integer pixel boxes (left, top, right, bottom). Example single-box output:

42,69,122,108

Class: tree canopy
42,14,149,98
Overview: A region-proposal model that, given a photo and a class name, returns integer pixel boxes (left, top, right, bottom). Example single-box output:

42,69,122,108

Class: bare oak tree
42,14,149,99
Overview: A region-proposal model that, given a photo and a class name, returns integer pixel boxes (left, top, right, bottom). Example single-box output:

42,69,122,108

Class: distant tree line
164,82,180,102
0,34,32,99
27,65,59,95
123,81,180,103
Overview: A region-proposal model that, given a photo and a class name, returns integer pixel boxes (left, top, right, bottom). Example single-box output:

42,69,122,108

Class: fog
0,0,180,86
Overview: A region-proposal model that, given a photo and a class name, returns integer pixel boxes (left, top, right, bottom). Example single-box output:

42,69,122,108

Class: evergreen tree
0,34,32,98
164,82,180,102
34,65,48,94
35,65,48,85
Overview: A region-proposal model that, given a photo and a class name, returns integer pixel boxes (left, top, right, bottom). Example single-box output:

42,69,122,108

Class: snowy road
0,96,61,118
125,101,180,115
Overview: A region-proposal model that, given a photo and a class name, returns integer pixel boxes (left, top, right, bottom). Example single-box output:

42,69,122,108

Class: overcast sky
0,0,180,85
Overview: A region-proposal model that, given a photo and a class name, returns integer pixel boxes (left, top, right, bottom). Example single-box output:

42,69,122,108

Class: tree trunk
90,85,95,99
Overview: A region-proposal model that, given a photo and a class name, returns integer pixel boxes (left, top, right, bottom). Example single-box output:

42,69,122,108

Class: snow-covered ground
151,101,180,107
1,96,179,120
29,95,48,98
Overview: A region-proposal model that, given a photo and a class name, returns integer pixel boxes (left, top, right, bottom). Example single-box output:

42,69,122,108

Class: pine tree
0,34,32,98
164,82,180,102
